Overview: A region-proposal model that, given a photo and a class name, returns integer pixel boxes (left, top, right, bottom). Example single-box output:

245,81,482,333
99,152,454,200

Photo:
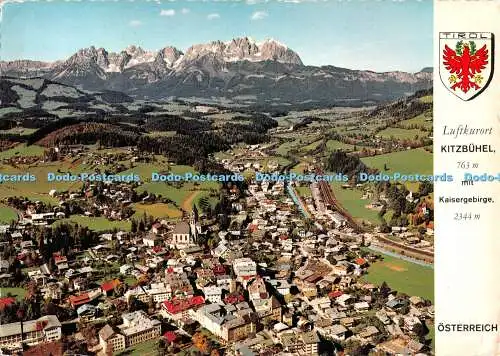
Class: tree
412,321,428,339
157,339,167,356
80,324,97,346
418,180,433,197
380,281,391,298
192,332,213,354
138,220,145,232
113,282,126,297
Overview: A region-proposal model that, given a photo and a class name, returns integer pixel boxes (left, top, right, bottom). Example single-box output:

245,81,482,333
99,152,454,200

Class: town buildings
0,143,434,355
0,315,62,352
99,311,161,354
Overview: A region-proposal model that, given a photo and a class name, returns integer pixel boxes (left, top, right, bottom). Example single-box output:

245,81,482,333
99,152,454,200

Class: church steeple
190,207,198,243
192,204,199,222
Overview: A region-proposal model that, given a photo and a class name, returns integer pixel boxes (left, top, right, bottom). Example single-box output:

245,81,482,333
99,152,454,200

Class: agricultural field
11,85,37,108
0,160,91,204
274,132,321,156
262,156,292,169
54,216,131,232
334,120,384,136
361,148,433,176
0,107,22,116
136,183,193,206
0,204,18,224
419,95,433,104
122,162,220,210
42,101,68,111
0,287,27,301
145,131,176,138
330,182,381,225
300,140,323,152
274,116,298,127
0,144,46,159
325,139,355,152
376,127,428,140
132,203,182,219
6,78,45,90
362,249,434,302
120,161,175,179
295,185,312,198
398,112,433,130
213,150,233,161
275,139,303,156
42,83,81,98
136,180,218,207
0,127,38,136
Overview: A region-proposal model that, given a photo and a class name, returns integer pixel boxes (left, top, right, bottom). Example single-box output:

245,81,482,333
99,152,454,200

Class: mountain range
0,37,432,107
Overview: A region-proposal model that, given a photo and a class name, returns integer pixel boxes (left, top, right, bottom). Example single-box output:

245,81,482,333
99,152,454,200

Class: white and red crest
439,32,494,101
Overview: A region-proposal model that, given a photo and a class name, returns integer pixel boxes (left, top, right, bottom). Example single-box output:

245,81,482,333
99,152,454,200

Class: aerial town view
0,1,434,355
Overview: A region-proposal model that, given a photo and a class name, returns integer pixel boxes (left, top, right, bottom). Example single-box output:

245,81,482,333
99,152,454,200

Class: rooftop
101,279,122,292
162,296,205,314
119,311,161,336
0,315,61,338
173,221,190,235
98,324,117,341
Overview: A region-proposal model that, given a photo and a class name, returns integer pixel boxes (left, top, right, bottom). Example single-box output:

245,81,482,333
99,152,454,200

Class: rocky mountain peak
125,45,145,56
0,37,431,106
180,37,303,65
158,46,184,66
66,46,99,66
259,38,302,65
95,48,109,69
225,37,259,61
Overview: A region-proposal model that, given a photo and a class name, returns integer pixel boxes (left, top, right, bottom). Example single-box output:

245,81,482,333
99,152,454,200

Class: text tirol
440,32,492,39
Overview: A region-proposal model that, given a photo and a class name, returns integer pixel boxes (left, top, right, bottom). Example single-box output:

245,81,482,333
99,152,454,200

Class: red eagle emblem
442,40,488,94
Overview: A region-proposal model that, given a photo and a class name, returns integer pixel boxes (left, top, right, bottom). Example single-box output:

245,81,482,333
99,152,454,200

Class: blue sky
1,0,432,72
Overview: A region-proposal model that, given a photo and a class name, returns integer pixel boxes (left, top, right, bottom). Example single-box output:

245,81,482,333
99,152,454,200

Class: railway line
315,167,362,232
313,167,434,263
374,235,434,263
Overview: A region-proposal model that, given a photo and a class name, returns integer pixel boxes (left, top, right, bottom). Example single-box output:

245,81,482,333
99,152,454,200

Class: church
171,207,201,249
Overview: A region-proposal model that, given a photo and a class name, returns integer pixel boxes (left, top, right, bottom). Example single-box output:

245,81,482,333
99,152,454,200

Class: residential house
336,294,354,308
232,258,257,282
118,311,161,348
161,296,205,322
203,285,223,304
99,324,126,354
280,330,320,356
101,279,122,296
320,324,348,341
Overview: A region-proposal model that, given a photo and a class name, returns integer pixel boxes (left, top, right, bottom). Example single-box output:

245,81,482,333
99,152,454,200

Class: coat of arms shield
439,32,494,101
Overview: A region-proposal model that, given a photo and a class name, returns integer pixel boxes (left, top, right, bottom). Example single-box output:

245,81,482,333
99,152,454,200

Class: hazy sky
1,0,432,72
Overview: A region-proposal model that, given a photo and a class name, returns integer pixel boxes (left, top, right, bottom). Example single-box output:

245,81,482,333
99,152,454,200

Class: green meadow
330,182,381,225
376,127,428,140
362,249,434,302
54,216,131,232
361,148,433,176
